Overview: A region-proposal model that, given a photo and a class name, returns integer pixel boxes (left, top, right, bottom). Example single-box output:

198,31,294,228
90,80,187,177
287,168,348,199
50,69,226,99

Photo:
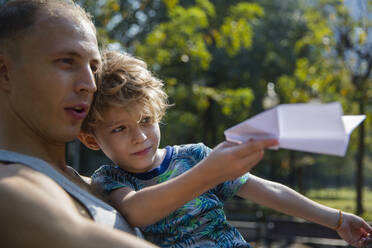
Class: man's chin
56,128,81,144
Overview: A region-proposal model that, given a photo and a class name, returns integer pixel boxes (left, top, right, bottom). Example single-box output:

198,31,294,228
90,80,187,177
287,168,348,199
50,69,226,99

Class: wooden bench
229,218,349,247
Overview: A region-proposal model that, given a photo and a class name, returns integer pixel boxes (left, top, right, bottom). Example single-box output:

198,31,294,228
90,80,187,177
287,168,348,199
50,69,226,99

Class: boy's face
90,104,163,173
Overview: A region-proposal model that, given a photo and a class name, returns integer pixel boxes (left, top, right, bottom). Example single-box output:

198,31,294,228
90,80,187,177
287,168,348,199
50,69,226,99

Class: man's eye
59,58,74,65
61,58,74,65
112,125,126,133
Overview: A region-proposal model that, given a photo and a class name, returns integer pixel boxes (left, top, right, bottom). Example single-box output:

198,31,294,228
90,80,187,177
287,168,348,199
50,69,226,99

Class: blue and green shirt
92,143,251,248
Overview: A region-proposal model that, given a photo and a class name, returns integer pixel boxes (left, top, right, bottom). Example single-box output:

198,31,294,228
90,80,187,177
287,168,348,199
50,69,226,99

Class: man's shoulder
0,162,42,183
0,163,74,205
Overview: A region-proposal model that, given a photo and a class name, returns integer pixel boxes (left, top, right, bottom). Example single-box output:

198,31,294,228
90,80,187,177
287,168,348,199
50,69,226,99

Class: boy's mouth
132,147,152,156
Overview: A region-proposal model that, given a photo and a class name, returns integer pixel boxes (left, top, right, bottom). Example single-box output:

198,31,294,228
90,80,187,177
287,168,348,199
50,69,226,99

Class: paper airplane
224,102,365,156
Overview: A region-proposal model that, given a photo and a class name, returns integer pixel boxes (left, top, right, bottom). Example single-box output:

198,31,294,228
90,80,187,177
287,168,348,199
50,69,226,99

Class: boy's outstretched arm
237,175,372,247
108,139,278,227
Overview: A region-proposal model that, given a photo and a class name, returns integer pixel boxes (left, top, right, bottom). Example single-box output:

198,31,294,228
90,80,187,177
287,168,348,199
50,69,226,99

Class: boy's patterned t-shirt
92,143,251,248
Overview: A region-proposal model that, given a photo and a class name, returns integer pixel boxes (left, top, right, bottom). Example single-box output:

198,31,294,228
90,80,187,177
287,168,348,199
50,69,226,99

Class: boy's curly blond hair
82,50,169,133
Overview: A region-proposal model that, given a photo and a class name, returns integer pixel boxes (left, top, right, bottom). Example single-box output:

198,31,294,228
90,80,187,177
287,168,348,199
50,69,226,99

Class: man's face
5,13,101,143
92,104,163,173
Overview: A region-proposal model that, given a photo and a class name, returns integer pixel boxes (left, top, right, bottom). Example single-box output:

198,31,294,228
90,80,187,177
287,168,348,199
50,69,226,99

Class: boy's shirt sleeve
214,172,250,202
197,143,251,203
91,165,135,194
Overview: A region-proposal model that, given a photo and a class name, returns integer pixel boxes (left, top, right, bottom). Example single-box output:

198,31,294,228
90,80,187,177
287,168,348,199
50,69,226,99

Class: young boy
79,50,372,247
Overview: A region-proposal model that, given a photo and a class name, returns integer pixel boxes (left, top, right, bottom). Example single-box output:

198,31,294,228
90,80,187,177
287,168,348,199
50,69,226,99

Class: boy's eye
112,125,126,133
140,117,152,124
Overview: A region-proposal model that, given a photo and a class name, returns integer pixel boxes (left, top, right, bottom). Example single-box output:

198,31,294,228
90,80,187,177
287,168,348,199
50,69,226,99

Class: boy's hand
336,212,372,247
204,139,278,183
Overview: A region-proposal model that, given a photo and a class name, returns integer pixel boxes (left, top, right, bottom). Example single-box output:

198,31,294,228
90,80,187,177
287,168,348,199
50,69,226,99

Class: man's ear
0,55,11,92
78,132,101,151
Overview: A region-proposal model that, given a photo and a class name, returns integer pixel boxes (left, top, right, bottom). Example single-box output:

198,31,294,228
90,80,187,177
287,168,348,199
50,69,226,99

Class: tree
277,0,371,214
76,0,317,181
133,0,264,146
71,0,371,205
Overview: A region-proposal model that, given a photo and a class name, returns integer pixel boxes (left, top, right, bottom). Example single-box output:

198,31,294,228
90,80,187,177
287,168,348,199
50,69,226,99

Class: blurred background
3,0,371,246
71,0,372,246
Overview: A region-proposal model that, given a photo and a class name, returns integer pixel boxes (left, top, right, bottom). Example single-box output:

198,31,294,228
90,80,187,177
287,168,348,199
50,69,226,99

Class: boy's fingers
240,150,264,170
234,139,278,157
256,139,278,149
363,222,372,233
220,141,239,148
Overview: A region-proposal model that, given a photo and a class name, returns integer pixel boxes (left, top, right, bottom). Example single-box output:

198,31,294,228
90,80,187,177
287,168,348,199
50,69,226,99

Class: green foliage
307,187,372,220
192,85,254,121
136,3,212,69
216,3,263,56
74,0,371,204
131,0,267,146
135,1,262,70
163,0,179,10
274,0,371,214
77,0,311,148
279,0,371,108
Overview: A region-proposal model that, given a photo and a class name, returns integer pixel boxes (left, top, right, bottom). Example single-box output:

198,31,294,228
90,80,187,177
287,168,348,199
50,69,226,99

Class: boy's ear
78,133,101,151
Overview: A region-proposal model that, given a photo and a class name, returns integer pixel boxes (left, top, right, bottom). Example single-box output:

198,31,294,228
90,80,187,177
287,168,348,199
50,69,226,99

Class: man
0,0,156,247
0,1,276,247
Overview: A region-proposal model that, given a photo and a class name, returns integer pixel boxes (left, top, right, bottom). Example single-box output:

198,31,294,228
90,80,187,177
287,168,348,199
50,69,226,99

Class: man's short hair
0,0,95,51
81,51,170,134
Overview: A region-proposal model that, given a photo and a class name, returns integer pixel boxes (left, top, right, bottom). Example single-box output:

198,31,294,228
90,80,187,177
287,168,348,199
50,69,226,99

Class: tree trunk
203,98,217,146
297,166,304,194
289,150,296,188
356,96,365,215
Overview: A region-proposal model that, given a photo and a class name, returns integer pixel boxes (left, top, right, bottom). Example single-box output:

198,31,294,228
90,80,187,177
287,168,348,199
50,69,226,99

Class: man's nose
75,65,97,95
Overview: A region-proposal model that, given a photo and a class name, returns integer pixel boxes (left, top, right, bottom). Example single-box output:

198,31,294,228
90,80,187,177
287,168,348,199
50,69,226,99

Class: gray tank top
0,150,142,237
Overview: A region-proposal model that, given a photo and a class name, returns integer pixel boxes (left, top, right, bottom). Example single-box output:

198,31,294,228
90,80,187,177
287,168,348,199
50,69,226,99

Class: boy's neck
127,147,167,174
155,148,167,168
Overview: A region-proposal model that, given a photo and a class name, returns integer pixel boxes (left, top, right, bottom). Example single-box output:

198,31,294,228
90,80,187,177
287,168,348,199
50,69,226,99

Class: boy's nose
132,128,147,144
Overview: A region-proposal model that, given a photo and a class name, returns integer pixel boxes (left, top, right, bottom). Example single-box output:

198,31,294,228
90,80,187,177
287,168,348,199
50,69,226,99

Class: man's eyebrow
56,50,81,57
55,50,101,63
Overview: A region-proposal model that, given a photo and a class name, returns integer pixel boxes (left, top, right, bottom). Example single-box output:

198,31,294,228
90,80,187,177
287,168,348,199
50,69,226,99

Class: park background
70,0,371,246
4,0,370,246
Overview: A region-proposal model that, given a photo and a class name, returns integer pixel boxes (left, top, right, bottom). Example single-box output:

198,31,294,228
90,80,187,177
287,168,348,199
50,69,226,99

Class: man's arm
237,174,372,247
108,139,277,227
0,164,157,248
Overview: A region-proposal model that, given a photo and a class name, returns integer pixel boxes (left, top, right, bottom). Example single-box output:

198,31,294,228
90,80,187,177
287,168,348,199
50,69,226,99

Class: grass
306,187,372,221
225,187,372,221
